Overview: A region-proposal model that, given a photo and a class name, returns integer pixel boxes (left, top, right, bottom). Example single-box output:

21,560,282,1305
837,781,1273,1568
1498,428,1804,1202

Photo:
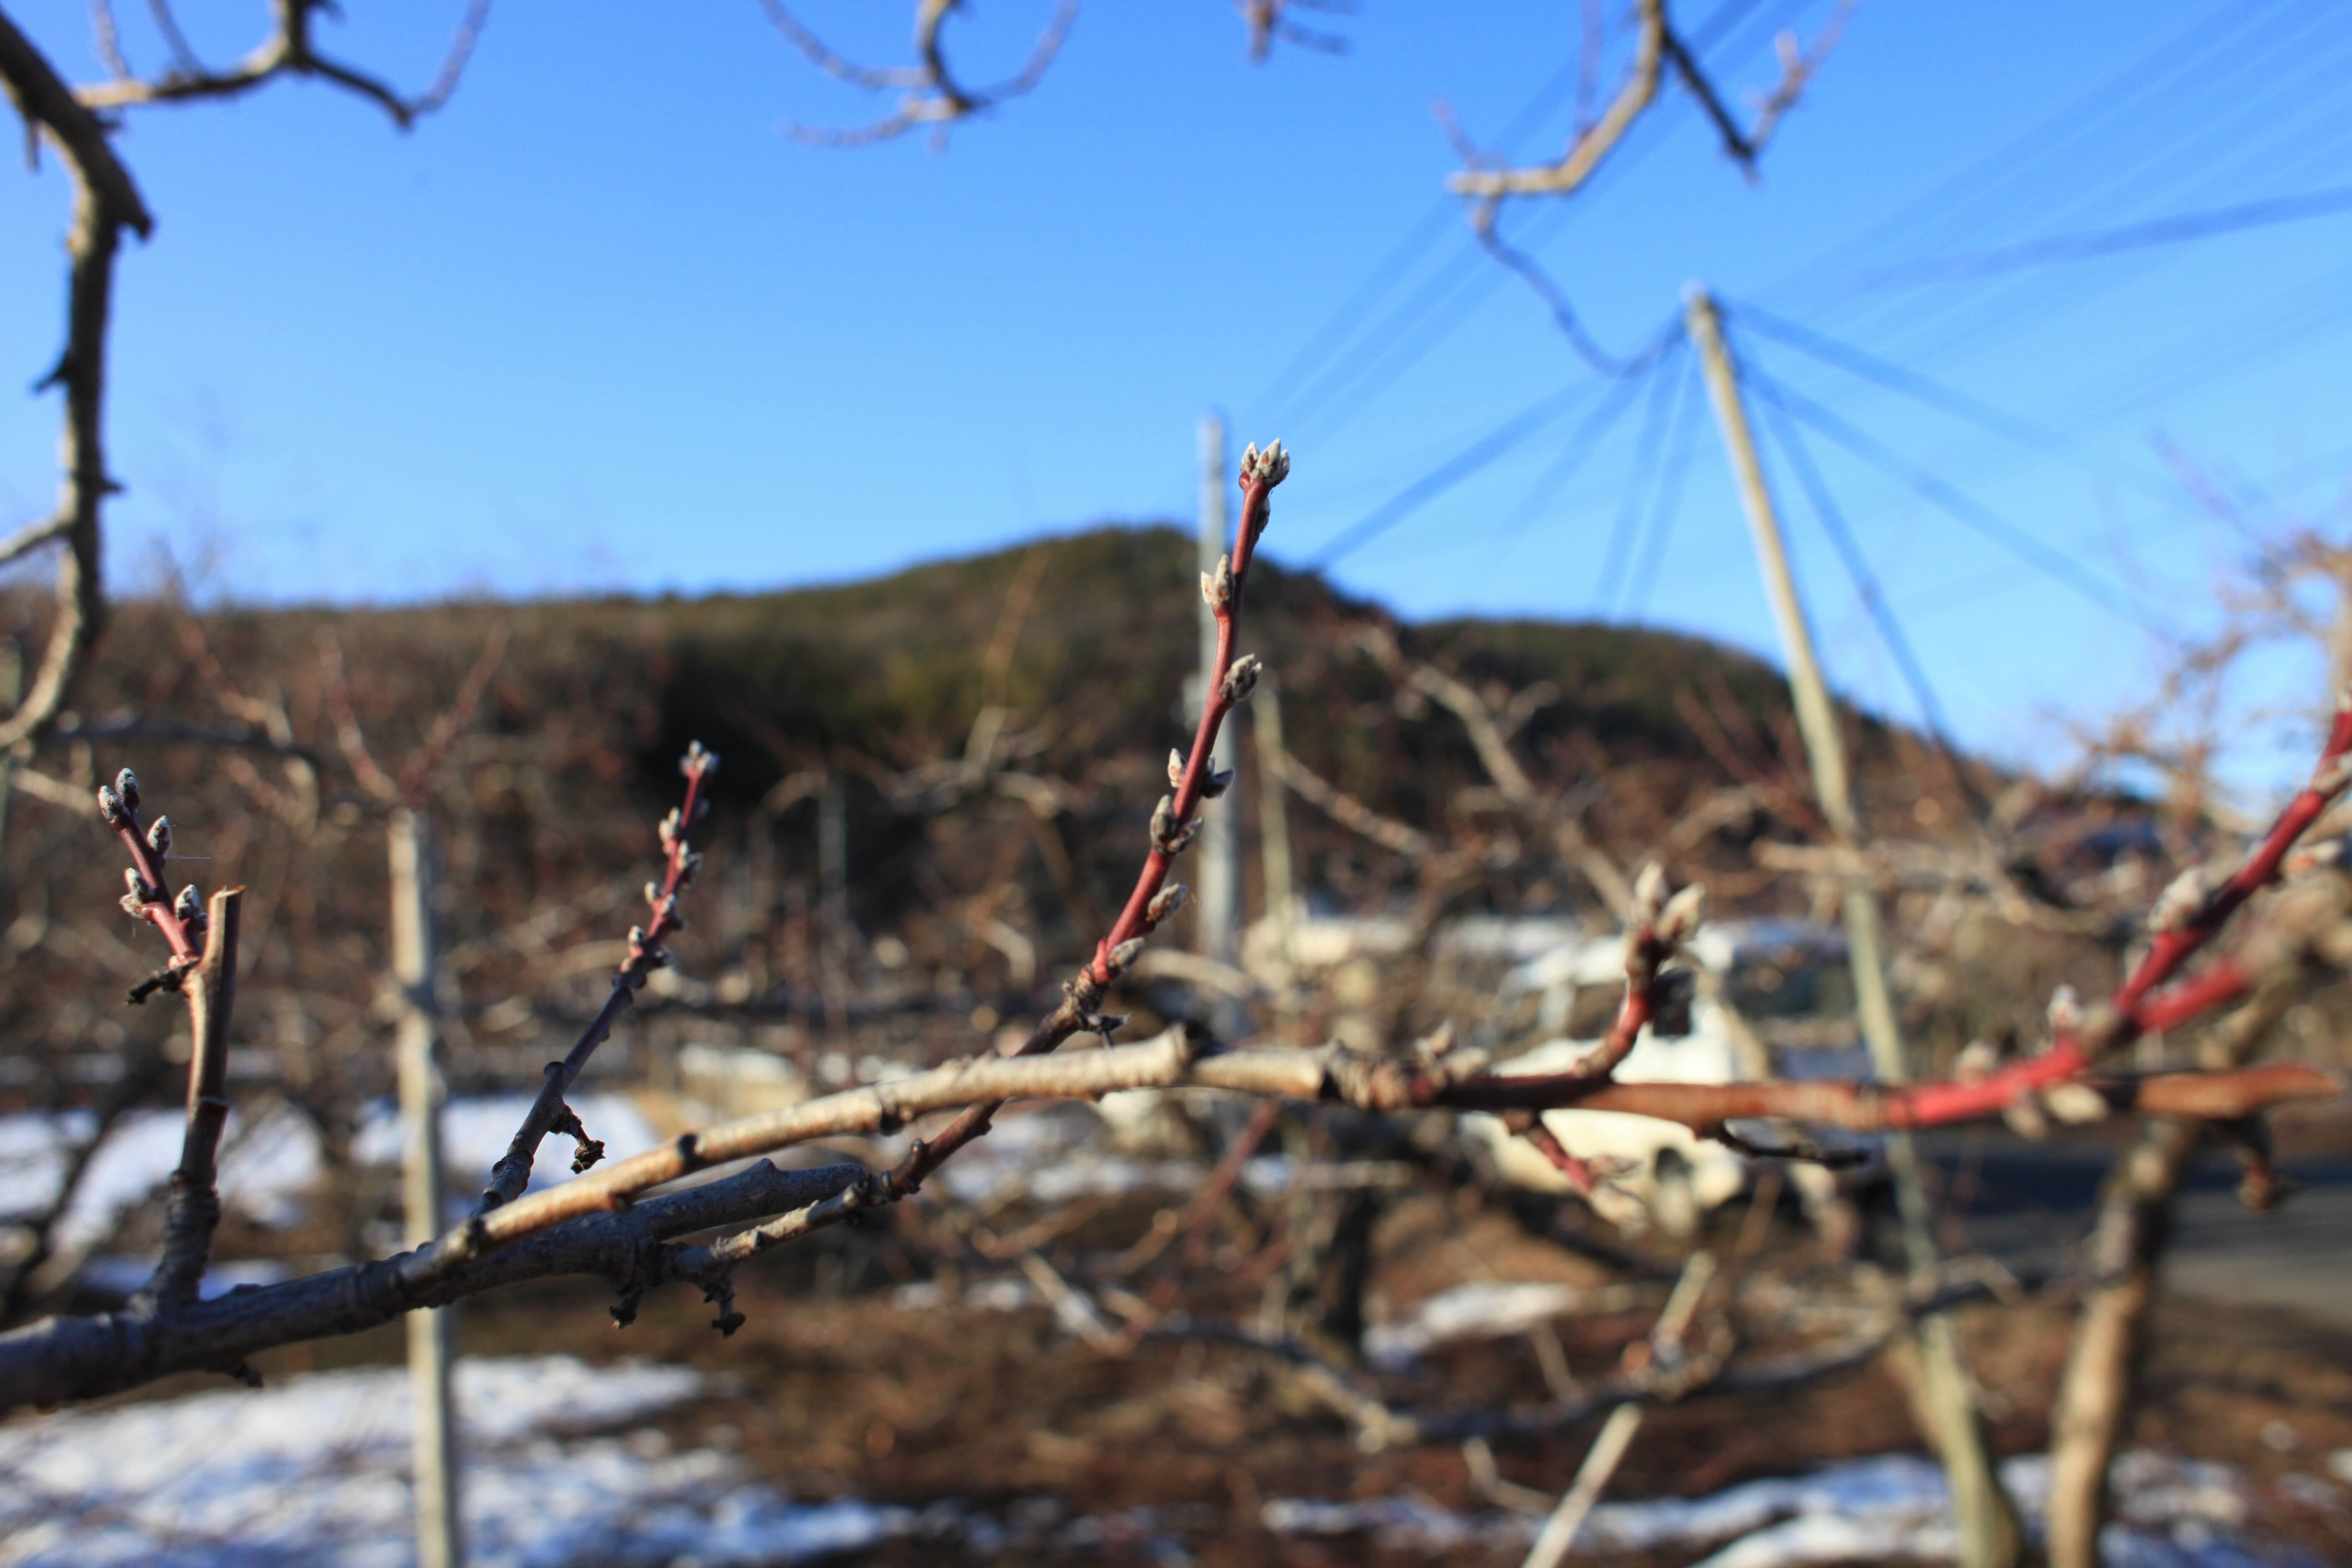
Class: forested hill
0,521,2001,1111
70,521,1929,830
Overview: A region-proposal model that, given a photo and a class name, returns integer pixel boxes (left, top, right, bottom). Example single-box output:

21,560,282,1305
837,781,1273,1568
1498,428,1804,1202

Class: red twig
883,441,1290,1197
1501,861,1703,1184
471,741,717,1215
95,768,204,983
1883,698,2352,1126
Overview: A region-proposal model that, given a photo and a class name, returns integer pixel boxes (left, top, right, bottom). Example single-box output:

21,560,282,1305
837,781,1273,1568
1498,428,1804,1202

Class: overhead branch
0,7,153,753
72,0,495,128
765,0,1077,149
1239,0,1355,62
1445,0,1845,208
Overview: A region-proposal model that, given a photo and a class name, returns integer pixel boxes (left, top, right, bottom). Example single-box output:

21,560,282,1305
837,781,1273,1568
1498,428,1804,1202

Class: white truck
1466,918,1873,1236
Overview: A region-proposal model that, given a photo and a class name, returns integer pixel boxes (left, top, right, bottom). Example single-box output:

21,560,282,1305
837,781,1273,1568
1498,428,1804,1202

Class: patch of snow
72,1255,296,1302
1265,1449,2323,1568
350,1093,660,1202
0,1106,321,1251
0,1355,912,1567
1362,1280,1647,1370
2,1093,659,1288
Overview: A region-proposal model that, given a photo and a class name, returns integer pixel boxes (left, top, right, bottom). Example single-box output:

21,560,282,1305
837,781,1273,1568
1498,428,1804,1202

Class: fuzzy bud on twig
1220,654,1263,706
1199,761,1235,799
174,885,202,925
1239,438,1289,487
682,740,719,778
2046,984,2083,1036
95,784,126,826
122,867,151,904
1145,883,1190,926
113,769,139,812
2043,1082,2111,1125
145,816,171,856
1103,936,1148,977
1656,883,1707,945
1632,862,1669,925
1149,794,1205,854
1167,749,1186,789
1201,555,1234,612
2313,748,2352,799
2150,867,2210,935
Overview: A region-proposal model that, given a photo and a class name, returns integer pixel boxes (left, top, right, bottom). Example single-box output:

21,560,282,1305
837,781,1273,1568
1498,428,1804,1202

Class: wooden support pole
1686,285,2020,1568
1252,675,1297,945
391,807,462,1568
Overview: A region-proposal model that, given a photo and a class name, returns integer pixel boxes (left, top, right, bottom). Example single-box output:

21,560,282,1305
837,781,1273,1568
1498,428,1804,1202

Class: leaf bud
2149,867,2209,934
1145,883,1190,926
1632,862,1669,924
1200,554,1234,612
1240,438,1290,487
2043,1082,2110,1125
1220,654,1263,705
113,768,139,812
1657,883,1707,945
146,816,172,856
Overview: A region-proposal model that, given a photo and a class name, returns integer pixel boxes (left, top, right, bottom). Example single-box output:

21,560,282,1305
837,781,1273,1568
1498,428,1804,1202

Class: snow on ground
1266,1450,2329,1567
3,1350,2330,1566
0,1093,661,1262
350,1093,662,1207
0,1355,910,1568
1362,1279,1650,1370
0,1106,322,1251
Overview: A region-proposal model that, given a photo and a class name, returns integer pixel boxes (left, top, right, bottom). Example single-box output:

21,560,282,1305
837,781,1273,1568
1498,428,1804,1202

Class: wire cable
1492,346,1670,544
1846,182,2352,292
1308,381,1604,568
1749,369,2171,632
1619,350,1708,620
1593,343,1689,611
1749,372,1963,752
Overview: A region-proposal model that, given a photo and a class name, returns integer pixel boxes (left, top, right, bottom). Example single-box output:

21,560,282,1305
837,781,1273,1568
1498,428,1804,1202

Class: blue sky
5,1,2351,792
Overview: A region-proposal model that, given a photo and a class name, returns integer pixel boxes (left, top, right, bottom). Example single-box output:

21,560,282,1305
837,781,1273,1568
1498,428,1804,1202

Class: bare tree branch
0,8,152,754
73,0,495,129
137,887,242,1314
765,0,1077,149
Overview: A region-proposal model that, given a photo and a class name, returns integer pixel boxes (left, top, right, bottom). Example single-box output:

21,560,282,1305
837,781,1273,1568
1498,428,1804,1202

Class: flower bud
113,769,139,812
146,816,172,856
